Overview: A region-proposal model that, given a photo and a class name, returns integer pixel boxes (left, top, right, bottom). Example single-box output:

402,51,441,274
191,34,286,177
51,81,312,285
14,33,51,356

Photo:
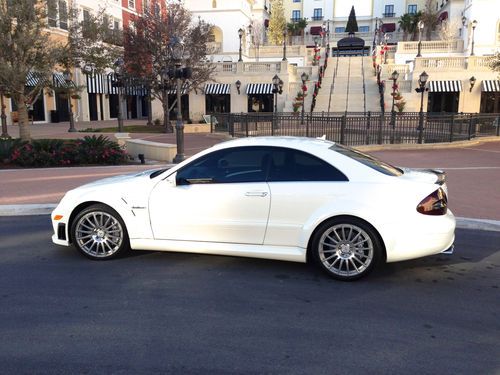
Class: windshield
329,144,403,176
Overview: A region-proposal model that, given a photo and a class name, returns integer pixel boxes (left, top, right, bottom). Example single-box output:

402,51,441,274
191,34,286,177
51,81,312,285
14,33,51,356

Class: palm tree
398,14,413,41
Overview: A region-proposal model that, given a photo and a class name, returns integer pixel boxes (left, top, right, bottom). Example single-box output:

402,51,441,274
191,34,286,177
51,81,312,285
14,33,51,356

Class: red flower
302,85,307,91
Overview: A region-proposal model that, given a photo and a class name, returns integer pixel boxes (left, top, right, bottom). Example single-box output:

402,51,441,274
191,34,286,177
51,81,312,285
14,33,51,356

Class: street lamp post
390,70,399,143
238,28,244,62
0,85,10,139
415,71,429,144
170,38,186,163
272,75,283,130
417,21,424,57
63,69,77,133
113,58,125,133
300,72,308,125
272,74,283,113
470,20,477,56
282,29,287,61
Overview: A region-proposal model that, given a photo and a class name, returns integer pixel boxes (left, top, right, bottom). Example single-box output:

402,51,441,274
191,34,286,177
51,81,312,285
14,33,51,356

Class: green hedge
1,136,128,167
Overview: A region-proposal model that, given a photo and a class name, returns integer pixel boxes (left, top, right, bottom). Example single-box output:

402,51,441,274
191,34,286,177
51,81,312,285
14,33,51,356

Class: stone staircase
311,56,383,113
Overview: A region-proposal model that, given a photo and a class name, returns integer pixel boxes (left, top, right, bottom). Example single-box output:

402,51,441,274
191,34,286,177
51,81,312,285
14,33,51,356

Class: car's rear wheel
71,204,129,260
312,218,382,281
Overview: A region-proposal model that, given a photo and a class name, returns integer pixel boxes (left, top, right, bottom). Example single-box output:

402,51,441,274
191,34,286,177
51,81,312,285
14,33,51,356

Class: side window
268,148,348,182
176,147,271,184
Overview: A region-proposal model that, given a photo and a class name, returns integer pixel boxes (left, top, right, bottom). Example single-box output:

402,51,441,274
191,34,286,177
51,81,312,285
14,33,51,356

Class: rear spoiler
422,169,446,185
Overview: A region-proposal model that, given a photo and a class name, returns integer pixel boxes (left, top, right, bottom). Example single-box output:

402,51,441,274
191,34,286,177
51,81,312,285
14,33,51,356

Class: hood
65,169,162,199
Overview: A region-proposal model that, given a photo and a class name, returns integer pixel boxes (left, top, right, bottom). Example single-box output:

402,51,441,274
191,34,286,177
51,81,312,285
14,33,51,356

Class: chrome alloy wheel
74,211,124,258
318,224,374,277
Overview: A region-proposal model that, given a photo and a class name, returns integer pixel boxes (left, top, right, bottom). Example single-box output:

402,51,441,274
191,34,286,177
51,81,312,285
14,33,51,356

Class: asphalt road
1,216,499,375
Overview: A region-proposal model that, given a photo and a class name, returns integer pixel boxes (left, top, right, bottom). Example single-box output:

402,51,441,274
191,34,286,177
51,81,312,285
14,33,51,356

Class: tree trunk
162,90,173,133
17,93,31,141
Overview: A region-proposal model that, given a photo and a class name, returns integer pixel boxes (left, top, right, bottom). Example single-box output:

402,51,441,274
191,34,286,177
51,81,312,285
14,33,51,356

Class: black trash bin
50,110,60,123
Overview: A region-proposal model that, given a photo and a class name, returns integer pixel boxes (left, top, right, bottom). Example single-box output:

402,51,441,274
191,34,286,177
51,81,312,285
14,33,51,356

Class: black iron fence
210,112,500,146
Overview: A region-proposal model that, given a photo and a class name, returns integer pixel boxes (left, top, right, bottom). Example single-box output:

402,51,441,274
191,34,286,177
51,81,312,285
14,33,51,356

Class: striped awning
205,83,230,95
165,82,189,95
481,80,500,92
86,73,107,94
53,72,76,89
428,80,463,92
246,83,273,95
26,71,48,87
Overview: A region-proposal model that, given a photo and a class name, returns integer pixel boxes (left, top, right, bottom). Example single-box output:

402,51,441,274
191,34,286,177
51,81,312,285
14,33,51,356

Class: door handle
245,191,268,197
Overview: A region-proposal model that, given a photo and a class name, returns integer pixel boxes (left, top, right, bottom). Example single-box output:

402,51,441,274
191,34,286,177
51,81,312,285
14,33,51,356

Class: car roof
211,136,336,152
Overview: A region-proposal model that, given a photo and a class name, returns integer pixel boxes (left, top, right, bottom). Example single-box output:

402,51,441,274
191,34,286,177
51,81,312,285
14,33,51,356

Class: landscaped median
0,135,128,167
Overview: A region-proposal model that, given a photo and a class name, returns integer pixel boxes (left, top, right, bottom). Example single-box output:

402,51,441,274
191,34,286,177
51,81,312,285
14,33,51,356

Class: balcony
290,17,301,22
382,12,396,17
311,16,323,21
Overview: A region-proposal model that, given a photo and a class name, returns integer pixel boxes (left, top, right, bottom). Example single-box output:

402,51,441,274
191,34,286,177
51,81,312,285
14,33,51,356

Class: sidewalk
1,121,499,230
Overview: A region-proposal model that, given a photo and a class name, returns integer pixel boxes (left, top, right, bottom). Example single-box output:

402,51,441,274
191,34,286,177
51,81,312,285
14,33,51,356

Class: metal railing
210,112,500,146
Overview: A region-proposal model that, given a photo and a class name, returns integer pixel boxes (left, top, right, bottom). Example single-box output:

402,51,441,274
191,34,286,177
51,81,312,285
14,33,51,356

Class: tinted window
267,148,348,182
176,147,270,184
330,144,403,176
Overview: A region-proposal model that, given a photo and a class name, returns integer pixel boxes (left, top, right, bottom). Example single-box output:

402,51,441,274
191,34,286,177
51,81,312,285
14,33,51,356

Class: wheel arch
67,201,116,244
305,214,387,263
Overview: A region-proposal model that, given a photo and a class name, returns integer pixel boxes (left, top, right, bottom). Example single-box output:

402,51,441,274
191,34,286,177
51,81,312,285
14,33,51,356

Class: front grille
57,223,66,241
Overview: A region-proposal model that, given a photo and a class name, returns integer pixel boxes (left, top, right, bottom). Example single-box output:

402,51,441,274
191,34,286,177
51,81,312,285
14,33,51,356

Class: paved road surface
0,215,499,374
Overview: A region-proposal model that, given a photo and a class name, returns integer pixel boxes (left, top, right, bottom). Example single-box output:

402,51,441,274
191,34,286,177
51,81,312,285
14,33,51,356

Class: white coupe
52,137,455,280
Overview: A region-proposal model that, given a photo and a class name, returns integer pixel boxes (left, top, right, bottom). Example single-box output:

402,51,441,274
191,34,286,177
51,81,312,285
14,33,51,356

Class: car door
264,147,349,247
149,146,271,245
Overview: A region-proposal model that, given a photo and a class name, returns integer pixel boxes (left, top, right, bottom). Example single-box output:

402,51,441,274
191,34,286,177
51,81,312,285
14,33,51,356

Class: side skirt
130,239,306,263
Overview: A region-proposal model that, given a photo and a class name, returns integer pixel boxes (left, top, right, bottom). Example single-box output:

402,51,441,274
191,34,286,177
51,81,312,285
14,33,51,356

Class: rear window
329,144,403,176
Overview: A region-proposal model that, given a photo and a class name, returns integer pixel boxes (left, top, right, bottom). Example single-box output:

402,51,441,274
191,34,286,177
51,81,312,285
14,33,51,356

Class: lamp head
272,74,280,86
113,57,124,76
391,70,399,81
301,72,308,84
238,28,244,38
471,20,477,29
169,37,185,61
419,71,429,86
418,20,424,30
469,76,476,91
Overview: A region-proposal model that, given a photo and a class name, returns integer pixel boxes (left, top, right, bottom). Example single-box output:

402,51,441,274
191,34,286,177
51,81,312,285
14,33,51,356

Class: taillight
417,188,448,215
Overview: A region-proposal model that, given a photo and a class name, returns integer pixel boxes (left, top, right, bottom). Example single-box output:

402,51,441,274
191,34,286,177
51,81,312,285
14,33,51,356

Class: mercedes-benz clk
52,137,455,280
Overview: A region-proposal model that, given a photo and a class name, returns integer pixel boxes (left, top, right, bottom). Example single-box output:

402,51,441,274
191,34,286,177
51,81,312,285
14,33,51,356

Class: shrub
6,136,127,167
0,138,27,163
76,135,127,165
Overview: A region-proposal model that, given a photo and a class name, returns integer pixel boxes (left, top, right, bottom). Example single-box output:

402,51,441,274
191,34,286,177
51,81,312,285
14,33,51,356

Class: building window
359,26,369,32
408,4,417,14
428,92,459,113
47,0,68,30
312,8,323,21
291,10,301,21
335,27,345,33
212,0,216,8
480,92,500,113
383,4,395,17
128,0,135,9
293,0,301,2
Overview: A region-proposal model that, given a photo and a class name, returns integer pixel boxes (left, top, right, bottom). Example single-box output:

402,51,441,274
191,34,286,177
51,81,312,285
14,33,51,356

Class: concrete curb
0,204,57,216
1,204,499,232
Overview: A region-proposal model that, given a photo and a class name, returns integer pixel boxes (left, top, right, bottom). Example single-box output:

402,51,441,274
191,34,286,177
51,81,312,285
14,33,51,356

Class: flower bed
0,135,128,167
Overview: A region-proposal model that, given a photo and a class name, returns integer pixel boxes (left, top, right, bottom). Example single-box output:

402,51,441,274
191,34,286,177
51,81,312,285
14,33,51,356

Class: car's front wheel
71,204,129,260
312,218,382,281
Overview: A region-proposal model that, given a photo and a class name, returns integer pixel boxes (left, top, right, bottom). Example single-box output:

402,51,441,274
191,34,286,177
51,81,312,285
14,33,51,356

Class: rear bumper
384,210,456,263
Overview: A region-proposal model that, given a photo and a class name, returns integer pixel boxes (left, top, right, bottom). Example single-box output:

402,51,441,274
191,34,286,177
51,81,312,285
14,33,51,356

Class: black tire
311,217,382,281
71,204,130,260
